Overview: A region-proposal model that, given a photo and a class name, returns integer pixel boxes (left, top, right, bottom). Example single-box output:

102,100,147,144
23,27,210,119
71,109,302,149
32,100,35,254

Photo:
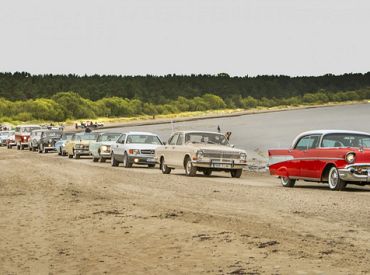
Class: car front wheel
185,157,197,177
328,167,347,191
231,169,243,178
123,152,132,168
203,169,212,176
73,150,80,159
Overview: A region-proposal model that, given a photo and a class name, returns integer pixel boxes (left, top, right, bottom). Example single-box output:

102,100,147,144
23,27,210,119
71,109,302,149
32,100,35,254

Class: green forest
0,72,370,123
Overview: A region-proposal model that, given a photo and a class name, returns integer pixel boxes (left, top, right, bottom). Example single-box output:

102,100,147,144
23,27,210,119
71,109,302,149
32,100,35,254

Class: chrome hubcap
281,177,289,185
186,161,191,174
329,169,338,188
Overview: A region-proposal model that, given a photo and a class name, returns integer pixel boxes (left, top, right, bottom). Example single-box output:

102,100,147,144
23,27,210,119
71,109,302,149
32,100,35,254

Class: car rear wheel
185,157,197,177
111,153,119,167
231,169,243,178
161,158,171,174
93,157,99,162
100,157,106,163
280,176,296,187
123,152,132,168
328,167,347,191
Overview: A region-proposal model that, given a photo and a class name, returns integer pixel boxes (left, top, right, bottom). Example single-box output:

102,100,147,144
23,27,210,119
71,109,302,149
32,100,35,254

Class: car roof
100,132,122,135
175,130,223,135
292,130,370,147
16,125,41,128
126,132,158,136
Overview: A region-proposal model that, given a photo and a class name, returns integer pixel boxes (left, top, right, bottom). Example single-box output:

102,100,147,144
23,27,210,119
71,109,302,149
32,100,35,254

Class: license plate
212,163,231,168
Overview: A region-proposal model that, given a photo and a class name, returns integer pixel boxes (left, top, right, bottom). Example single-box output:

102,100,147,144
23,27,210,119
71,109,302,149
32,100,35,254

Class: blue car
55,132,74,156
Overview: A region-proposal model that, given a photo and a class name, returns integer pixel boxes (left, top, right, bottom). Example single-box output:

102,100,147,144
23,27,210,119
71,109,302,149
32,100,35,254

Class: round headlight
196,150,204,160
345,152,356,164
240,152,247,161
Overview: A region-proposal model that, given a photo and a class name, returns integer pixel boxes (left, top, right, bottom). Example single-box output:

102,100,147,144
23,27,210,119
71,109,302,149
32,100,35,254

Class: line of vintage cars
1,125,247,178
2,124,370,190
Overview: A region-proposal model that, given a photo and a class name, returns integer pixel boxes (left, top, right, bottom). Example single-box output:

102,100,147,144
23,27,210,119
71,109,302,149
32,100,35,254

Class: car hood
97,141,117,146
74,140,92,145
125,143,161,150
185,143,246,153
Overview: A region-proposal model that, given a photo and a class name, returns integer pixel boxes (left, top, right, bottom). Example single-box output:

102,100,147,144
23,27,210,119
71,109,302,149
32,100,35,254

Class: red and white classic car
14,125,41,150
268,130,370,190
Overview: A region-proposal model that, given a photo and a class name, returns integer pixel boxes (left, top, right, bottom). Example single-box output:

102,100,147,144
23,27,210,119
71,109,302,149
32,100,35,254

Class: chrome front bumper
75,149,91,155
99,152,111,158
128,155,157,164
339,163,370,182
192,160,247,169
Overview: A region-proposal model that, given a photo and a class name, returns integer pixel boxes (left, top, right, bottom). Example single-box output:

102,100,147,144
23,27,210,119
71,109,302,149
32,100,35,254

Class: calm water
105,103,370,161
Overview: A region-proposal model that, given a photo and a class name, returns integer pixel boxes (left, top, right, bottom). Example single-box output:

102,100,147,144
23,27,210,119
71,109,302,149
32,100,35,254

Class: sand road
0,148,369,274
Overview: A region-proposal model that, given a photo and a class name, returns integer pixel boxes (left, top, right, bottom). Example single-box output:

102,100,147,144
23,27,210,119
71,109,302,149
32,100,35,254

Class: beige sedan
156,131,247,178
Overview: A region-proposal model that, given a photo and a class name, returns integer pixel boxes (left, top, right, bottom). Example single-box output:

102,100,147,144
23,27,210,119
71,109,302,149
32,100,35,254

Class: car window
168,134,179,145
322,133,370,148
126,134,162,145
295,135,320,150
184,132,229,145
177,134,184,145
117,134,126,144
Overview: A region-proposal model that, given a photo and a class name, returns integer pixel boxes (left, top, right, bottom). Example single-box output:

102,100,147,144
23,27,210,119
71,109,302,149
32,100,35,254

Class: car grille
141,149,155,155
202,150,240,159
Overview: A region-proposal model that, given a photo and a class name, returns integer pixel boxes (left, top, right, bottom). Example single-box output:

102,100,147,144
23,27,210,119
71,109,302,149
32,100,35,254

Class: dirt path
0,147,369,274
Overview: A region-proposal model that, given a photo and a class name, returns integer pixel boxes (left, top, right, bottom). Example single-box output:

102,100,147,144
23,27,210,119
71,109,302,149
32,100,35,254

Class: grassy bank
2,100,368,130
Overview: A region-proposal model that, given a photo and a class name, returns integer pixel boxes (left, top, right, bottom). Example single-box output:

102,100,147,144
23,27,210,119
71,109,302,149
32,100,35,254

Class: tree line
1,72,370,103
1,89,369,123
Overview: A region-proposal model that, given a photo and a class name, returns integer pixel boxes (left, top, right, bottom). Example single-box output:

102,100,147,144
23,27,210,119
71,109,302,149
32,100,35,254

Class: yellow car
65,132,99,159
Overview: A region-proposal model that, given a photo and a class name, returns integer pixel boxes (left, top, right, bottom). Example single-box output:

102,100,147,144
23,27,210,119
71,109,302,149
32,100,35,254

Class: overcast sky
0,0,369,76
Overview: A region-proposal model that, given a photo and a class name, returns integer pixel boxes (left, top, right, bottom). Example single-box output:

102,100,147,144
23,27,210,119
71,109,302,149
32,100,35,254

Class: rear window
322,133,370,148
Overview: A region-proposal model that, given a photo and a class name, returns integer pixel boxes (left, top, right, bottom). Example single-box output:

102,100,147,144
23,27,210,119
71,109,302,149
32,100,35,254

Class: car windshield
185,132,229,145
126,134,162,145
321,133,370,148
21,127,40,133
75,133,98,141
100,133,121,142
61,133,74,140
45,131,62,138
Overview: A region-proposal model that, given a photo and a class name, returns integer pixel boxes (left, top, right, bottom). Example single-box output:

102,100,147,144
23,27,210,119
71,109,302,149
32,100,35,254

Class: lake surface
105,103,370,161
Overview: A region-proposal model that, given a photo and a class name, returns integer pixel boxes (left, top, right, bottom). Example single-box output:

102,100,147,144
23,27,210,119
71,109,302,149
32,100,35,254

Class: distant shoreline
65,101,367,132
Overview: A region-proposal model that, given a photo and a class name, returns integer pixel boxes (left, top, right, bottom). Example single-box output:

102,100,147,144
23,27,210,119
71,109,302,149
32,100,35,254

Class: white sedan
111,132,163,168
